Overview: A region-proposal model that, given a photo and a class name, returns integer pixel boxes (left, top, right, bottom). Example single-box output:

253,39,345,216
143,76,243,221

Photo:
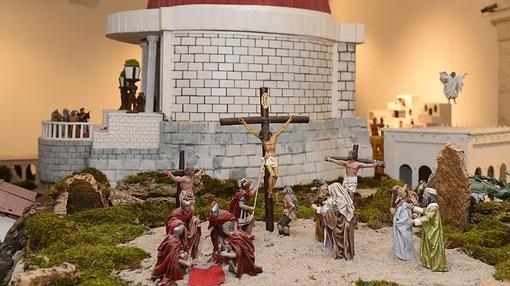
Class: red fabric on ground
189,264,225,286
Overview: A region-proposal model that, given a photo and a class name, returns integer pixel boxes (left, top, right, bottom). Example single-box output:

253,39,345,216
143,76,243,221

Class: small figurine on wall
217,221,263,278
439,71,467,104
229,178,256,234
152,219,192,286
137,92,146,112
277,186,298,237
412,187,448,272
391,185,416,261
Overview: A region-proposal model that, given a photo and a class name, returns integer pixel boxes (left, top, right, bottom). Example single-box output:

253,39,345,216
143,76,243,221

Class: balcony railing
41,121,97,140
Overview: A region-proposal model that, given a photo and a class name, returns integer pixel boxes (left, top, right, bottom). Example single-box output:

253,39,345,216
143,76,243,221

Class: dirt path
119,220,506,286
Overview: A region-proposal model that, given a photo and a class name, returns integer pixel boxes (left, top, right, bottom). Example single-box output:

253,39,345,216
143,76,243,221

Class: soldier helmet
211,200,220,216
240,178,252,189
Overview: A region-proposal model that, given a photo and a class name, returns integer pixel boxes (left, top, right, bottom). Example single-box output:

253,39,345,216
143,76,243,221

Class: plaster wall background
0,0,500,159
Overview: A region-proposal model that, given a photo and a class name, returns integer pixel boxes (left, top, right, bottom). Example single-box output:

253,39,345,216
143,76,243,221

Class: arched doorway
488,166,495,177
399,164,413,188
419,166,432,183
501,164,507,183
475,167,481,175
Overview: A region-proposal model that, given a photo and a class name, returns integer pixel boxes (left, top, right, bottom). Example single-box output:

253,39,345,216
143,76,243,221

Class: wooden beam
220,116,309,125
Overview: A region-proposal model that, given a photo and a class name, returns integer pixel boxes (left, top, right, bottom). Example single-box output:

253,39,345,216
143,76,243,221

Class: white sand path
118,219,507,286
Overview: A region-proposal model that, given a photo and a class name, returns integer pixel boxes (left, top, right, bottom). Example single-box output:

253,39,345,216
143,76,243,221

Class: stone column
145,35,159,113
487,6,510,126
140,40,148,96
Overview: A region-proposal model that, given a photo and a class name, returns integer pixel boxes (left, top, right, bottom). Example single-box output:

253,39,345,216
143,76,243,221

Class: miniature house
38,0,374,186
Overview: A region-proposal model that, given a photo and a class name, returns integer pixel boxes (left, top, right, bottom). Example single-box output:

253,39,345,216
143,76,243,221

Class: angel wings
439,71,467,104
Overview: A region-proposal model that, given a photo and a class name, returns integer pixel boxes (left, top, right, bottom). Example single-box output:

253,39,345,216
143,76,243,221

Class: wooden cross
159,150,186,207
330,144,384,166
220,87,309,232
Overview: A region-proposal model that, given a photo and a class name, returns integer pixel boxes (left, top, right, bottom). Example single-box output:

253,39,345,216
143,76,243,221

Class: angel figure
439,71,467,104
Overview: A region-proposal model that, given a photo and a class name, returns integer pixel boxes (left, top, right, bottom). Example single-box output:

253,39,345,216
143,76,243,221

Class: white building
39,1,374,185
384,127,510,188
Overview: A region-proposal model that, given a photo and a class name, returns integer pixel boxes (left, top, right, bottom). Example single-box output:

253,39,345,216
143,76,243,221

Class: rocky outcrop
66,174,109,212
109,190,144,206
14,263,78,286
0,207,46,283
428,143,471,229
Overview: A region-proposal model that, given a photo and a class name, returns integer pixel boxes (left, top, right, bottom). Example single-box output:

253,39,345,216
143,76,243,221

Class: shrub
0,165,12,182
124,59,140,67
14,180,38,190
199,174,238,198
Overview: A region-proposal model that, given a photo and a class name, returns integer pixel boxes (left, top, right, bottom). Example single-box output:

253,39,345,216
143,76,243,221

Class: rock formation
428,143,471,228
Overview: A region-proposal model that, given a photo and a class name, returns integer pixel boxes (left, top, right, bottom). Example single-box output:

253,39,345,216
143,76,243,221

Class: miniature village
1,0,510,285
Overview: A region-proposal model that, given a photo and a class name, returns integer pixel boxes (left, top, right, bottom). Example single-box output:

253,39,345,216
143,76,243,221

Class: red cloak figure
165,201,202,259
220,222,263,279
152,219,188,286
229,179,255,233
208,201,238,262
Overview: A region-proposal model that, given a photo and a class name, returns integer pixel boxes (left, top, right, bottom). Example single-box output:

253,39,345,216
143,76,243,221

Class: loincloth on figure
343,176,358,194
264,156,278,168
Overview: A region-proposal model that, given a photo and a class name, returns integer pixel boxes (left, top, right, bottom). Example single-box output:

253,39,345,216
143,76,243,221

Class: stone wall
167,31,343,121
38,138,91,182
88,148,160,184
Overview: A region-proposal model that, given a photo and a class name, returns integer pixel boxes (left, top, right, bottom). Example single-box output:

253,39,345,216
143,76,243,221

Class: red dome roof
147,0,330,14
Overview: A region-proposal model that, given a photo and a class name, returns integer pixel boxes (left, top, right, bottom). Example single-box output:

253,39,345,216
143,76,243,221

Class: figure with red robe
229,178,256,233
218,221,263,278
165,199,202,259
152,219,192,286
208,200,238,262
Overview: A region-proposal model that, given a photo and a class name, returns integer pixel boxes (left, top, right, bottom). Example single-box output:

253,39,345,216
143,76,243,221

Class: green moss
24,204,168,284
198,174,238,197
355,176,403,229
137,188,174,200
0,165,12,182
495,259,510,281
471,201,510,224
442,201,510,281
121,171,159,185
354,279,401,286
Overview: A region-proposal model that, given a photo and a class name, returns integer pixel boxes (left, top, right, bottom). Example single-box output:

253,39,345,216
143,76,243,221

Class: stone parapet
38,138,92,183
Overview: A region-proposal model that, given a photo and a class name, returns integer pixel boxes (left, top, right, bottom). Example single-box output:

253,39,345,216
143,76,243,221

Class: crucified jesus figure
240,115,294,198
325,148,384,197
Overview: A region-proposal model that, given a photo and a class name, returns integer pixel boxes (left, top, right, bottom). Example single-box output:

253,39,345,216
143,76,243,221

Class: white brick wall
93,111,163,149
164,31,334,122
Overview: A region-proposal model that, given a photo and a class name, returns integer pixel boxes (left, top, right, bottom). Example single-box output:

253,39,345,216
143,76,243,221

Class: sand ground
118,219,508,286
